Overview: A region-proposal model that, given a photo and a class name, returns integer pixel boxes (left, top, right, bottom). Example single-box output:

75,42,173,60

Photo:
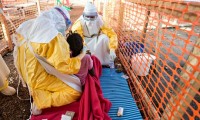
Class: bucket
131,53,156,76
123,41,144,56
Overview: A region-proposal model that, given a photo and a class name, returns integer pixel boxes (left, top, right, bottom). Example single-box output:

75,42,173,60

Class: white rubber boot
0,54,15,95
1,86,16,95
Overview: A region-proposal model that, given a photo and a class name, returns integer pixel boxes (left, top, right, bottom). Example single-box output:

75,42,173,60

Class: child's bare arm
86,50,95,76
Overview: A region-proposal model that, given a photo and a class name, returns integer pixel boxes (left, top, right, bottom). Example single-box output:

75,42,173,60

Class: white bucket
131,53,156,76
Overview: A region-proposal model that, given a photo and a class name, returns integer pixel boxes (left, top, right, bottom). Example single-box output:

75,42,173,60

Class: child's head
66,31,83,57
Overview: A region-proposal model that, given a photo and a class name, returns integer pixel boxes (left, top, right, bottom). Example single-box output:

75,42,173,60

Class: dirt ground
0,52,31,120
0,6,84,120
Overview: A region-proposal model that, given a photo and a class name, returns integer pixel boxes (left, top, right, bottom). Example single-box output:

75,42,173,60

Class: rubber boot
0,55,15,95
1,86,16,95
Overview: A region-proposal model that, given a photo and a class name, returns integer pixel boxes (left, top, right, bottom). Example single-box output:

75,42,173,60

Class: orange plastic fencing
0,0,55,54
95,0,200,119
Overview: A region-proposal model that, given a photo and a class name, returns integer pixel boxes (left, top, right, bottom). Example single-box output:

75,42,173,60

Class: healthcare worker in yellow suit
0,55,16,96
72,2,118,65
14,6,86,115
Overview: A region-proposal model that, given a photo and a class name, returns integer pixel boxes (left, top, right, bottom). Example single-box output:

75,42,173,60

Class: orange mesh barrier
0,0,54,54
94,0,200,119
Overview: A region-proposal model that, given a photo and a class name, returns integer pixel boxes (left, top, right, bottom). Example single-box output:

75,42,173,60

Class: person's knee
99,34,109,44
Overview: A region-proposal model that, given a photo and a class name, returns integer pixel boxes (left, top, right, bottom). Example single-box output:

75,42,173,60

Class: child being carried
66,31,95,86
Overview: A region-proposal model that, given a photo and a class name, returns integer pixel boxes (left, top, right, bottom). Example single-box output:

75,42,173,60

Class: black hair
66,31,83,57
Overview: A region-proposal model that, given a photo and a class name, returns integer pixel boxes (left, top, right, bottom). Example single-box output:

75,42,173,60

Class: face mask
84,19,99,37
84,16,97,21
85,20,97,28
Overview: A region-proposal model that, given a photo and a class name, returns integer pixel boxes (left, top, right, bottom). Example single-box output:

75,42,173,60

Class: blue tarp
100,68,143,120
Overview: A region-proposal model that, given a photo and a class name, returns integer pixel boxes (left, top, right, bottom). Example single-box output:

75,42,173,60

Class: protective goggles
83,13,97,21
55,7,72,27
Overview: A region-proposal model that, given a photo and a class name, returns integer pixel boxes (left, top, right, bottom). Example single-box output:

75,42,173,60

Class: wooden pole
141,9,150,43
102,0,108,23
97,0,101,13
36,0,41,14
155,14,162,71
0,2,13,51
117,0,125,35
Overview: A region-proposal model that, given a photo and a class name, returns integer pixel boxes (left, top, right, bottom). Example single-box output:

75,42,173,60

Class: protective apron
80,16,110,65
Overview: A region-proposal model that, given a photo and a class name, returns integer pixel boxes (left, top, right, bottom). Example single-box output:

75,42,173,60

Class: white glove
61,114,71,120
110,49,116,61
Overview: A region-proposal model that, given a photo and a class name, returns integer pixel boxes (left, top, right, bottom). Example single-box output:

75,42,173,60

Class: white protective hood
16,6,70,43
83,2,97,16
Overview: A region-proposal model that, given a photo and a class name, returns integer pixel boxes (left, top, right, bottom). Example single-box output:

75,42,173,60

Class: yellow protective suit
16,34,81,109
0,54,9,91
72,19,118,51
